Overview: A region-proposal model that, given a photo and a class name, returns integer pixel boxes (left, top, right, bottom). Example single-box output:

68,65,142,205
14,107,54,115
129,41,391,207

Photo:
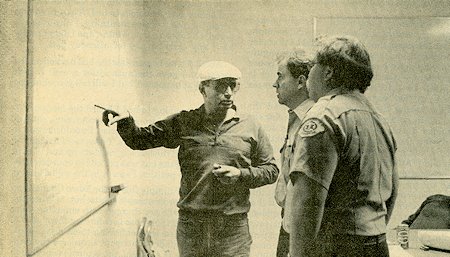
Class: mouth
220,100,233,105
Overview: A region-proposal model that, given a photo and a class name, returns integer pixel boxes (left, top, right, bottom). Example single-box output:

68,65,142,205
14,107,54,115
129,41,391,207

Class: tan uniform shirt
288,89,397,235
274,99,314,212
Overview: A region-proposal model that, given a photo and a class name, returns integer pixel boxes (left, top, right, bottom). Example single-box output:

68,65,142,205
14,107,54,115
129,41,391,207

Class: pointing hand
95,105,130,126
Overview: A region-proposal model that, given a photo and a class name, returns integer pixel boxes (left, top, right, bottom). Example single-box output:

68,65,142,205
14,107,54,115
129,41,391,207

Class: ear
323,66,333,83
297,75,306,90
199,83,206,96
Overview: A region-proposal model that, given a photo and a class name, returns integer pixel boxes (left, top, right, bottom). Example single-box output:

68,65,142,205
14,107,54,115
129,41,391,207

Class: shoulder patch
298,118,325,137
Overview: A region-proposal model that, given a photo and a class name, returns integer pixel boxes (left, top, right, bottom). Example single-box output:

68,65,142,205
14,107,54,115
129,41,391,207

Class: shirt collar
224,105,240,122
289,99,315,121
199,104,240,123
324,88,360,99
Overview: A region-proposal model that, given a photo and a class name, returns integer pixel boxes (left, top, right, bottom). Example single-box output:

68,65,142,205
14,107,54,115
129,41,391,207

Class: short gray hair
276,48,313,79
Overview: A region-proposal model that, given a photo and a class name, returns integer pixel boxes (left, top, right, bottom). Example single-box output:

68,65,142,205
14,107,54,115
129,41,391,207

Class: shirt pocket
217,134,253,154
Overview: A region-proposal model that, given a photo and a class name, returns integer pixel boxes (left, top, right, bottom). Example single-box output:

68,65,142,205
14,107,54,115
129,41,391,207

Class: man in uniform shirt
289,36,398,257
272,49,314,257
101,61,279,257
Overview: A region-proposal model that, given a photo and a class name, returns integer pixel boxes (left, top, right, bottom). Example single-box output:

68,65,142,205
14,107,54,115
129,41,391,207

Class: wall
0,1,28,257
2,1,450,257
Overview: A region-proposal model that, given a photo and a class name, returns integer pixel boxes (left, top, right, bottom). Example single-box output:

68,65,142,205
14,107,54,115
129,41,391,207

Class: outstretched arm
99,105,181,150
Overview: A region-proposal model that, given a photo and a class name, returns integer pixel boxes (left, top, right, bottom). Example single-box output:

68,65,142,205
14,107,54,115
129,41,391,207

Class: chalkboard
314,17,450,178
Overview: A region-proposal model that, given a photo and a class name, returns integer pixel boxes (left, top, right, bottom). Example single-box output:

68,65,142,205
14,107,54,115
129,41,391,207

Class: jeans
320,233,390,257
176,210,252,257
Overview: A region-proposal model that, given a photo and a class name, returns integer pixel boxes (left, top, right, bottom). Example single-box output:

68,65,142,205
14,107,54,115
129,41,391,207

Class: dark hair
276,49,312,79
315,36,373,93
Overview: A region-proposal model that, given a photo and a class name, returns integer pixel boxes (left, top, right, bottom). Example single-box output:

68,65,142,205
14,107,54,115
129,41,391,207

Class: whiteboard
28,87,112,251
314,17,450,178
26,3,133,253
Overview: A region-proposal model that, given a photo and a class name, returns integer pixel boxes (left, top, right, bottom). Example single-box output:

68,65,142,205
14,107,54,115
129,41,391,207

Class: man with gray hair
101,61,279,257
272,49,314,257
289,36,398,256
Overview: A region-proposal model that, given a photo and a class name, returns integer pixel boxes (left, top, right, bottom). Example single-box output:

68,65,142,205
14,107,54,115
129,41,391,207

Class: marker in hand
212,163,240,185
212,163,223,177
94,104,127,126
94,104,108,111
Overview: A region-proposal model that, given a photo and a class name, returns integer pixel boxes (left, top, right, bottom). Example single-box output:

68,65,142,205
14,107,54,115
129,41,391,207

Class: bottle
397,224,409,249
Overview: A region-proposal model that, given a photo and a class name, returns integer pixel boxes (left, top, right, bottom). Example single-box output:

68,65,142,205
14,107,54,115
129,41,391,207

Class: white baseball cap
197,61,241,82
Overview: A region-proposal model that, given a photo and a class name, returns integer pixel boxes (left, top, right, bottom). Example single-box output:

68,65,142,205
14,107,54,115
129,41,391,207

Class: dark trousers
320,233,389,257
276,224,290,257
176,210,252,257
276,208,289,257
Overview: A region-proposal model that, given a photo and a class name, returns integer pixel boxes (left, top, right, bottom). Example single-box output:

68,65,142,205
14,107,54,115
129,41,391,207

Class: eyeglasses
211,79,240,93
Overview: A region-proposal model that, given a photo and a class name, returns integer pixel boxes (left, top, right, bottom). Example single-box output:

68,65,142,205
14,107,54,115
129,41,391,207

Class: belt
334,233,387,246
178,209,247,220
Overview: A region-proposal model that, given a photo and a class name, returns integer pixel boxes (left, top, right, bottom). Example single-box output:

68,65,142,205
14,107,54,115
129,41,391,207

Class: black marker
94,104,107,111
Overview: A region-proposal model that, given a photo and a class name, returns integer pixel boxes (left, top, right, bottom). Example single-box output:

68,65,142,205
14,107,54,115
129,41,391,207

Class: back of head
276,48,312,79
315,35,373,93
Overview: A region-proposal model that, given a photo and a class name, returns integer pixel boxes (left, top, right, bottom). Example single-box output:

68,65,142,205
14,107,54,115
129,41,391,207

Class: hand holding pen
212,163,241,185
94,105,130,126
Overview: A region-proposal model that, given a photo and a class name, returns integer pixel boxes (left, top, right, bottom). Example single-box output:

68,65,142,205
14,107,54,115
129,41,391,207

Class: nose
273,82,279,88
223,86,232,97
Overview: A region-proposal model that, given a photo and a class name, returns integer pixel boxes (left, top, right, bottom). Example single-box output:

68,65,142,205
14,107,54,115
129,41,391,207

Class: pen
94,104,108,111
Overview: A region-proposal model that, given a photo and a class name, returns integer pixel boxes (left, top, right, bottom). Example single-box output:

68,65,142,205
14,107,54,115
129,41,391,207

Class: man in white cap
101,61,279,257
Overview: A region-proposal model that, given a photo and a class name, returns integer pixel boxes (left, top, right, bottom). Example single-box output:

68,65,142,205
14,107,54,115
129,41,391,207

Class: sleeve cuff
116,115,135,134
239,168,251,183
